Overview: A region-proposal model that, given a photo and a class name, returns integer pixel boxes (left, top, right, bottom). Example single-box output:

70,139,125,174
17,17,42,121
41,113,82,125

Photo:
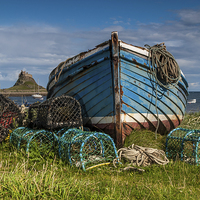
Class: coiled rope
145,42,181,88
145,43,181,138
113,144,169,171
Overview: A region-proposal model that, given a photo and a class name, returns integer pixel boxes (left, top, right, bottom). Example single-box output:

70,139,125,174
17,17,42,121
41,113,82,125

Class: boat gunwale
120,41,149,57
48,43,110,80
47,45,110,91
47,39,152,91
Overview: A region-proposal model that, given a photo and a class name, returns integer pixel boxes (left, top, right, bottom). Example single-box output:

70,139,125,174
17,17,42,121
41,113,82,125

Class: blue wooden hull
47,32,188,147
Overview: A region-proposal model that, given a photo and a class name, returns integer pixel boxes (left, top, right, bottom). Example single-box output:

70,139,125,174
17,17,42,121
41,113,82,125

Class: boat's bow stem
111,31,122,148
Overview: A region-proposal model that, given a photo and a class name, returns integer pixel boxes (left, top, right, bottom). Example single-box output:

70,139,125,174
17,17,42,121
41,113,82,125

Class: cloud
0,9,200,91
102,26,124,32
177,9,200,24
0,70,20,81
115,9,200,91
113,20,123,25
188,82,200,91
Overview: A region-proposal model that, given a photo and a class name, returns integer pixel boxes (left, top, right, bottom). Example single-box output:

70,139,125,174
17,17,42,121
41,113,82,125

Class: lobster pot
166,128,200,165
37,95,83,130
0,94,21,142
0,94,21,129
0,124,10,143
10,127,57,155
27,102,40,128
10,127,31,148
58,128,118,171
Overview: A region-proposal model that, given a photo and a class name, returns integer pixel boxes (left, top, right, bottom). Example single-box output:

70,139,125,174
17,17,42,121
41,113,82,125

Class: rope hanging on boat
54,60,67,83
145,43,181,138
113,144,169,170
145,43,181,88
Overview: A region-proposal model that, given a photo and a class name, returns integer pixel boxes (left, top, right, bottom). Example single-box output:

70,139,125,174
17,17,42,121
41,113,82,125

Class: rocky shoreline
1,91,47,97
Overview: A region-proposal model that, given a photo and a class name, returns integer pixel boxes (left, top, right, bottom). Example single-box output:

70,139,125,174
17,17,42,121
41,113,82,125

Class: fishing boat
46,32,188,147
32,79,43,99
187,99,196,104
32,94,43,99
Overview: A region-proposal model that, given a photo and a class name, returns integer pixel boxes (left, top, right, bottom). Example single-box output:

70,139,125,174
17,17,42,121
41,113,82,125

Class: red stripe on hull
86,119,182,147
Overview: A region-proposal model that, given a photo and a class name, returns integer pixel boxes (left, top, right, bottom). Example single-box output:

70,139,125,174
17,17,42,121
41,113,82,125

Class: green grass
177,111,200,130
3,81,47,92
124,129,167,150
5,81,35,91
0,113,200,199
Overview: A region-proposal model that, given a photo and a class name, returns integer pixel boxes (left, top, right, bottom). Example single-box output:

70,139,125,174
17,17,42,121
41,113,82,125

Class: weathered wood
111,31,122,148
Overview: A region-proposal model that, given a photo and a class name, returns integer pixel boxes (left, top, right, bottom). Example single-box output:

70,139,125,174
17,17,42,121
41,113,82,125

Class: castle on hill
19,70,33,79
14,70,36,87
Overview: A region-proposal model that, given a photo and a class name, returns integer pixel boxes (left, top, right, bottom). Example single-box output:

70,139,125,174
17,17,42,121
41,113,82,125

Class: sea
8,95,47,106
7,91,200,113
185,91,200,113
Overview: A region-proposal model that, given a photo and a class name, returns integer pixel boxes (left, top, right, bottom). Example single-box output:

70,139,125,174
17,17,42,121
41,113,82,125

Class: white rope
113,144,169,169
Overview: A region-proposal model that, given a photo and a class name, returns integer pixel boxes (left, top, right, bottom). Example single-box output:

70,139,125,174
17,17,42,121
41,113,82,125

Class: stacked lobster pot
9,94,119,170
26,102,40,128
29,95,83,130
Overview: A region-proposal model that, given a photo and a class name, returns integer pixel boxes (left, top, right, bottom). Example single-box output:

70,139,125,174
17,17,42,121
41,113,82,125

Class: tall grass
178,111,200,129
1,113,200,199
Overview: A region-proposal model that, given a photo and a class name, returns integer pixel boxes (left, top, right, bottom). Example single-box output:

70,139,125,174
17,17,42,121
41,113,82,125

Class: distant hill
1,70,47,96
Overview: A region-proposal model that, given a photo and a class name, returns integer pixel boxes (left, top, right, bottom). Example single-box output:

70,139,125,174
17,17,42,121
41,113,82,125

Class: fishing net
27,102,40,128
166,128,200,165
10,127,58,156
8,94,119,170
29,95,83,130
10,127,118,170
0,124,10,143
58,128,118,170
0,94,22,142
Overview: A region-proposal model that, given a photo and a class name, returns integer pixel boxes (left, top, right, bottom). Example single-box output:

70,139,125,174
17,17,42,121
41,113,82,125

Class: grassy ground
1,80,47,94
0,113,200,199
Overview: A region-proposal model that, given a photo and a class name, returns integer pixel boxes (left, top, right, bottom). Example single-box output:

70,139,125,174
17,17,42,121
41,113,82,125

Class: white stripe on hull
83,113,183,125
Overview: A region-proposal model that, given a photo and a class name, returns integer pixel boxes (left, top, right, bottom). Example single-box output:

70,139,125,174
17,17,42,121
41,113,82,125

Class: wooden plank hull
47,32,188,147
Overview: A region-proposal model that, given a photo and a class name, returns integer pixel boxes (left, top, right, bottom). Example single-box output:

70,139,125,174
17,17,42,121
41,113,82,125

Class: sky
0,0,200,91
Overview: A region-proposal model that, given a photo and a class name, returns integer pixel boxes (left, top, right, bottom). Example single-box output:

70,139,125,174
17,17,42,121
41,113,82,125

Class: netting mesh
0,124,10,143
58,128,118,170
27,102,40,128
166,128,200,165
10,127,118,170
7,94,118,170
10,127,57,155
0,94,21,142
28,95,83,130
